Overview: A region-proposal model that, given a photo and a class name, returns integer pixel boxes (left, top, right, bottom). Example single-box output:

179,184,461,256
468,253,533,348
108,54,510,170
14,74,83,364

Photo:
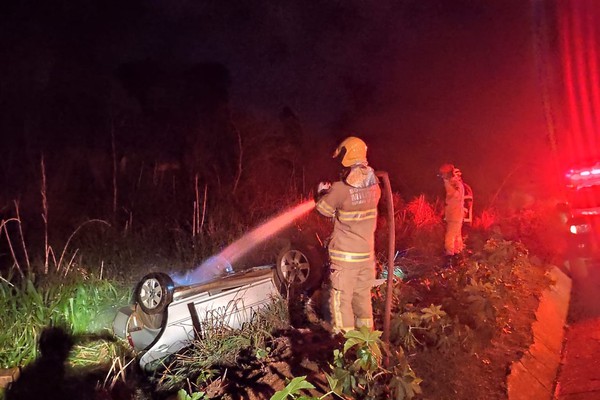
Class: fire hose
376,171,395,355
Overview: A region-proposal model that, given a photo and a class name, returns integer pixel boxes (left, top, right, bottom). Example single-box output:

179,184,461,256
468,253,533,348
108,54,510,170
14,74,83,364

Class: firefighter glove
315,181,331,202
318,181,331,194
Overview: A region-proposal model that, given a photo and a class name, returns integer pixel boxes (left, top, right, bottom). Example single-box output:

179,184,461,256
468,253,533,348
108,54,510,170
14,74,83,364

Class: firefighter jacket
316,164,381,264
443,176,465,222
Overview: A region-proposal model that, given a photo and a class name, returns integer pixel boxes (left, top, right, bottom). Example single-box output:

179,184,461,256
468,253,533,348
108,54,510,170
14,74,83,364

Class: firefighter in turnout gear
316,137,381,333
438,163,465,267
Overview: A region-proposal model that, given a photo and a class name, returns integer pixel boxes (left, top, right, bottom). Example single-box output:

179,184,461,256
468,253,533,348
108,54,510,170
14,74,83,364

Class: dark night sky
1,0,564,203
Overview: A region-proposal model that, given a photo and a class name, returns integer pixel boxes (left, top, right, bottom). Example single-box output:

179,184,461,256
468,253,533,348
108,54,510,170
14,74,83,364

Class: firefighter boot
444,255,454,269
452,254,462,267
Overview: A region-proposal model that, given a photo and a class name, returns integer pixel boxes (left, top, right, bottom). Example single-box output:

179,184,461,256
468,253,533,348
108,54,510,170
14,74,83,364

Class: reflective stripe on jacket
316,166,381,263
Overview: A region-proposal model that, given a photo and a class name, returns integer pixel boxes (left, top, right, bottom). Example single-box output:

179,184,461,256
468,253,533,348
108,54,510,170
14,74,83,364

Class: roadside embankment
507,266,572,400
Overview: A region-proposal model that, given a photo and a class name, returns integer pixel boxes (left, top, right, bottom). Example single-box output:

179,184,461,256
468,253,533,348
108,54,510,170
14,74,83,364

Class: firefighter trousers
328,260,376,333
444,220,464,255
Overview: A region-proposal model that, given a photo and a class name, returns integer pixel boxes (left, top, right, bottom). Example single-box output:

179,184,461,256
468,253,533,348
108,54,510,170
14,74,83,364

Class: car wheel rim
139,278,163,310
280,250,310,284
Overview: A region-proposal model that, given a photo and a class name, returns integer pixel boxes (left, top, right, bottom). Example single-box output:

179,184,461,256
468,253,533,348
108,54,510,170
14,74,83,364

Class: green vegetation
384,239,552,355
269,235,553,400
270,328,422,400
271,376,318,400
0,275,130,368
155,297,290,392
327,328,422,400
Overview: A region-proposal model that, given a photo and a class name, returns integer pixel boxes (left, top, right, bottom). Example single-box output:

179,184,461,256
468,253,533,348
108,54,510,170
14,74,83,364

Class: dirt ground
201,327,340,400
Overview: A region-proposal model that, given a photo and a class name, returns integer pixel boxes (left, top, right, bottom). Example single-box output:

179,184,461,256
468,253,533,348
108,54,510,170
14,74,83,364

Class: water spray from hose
172,199,316,286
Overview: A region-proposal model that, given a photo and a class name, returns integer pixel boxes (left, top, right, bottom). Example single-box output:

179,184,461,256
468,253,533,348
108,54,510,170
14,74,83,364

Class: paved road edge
507,266,572,400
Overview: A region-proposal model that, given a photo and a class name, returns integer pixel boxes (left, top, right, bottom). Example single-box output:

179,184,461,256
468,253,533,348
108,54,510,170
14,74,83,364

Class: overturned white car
113,265,281,371
112,242,326,371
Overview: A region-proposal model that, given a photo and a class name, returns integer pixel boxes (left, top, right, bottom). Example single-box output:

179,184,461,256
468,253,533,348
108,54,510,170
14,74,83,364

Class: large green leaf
343,328,382,354
270,376,315,400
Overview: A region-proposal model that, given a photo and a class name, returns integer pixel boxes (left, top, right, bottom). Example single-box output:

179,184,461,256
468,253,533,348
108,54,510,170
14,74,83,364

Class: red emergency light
566,164,600,185
558,1,600,169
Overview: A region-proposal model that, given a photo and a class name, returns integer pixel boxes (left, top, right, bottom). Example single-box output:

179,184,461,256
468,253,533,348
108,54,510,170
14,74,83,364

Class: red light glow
558,1,600,165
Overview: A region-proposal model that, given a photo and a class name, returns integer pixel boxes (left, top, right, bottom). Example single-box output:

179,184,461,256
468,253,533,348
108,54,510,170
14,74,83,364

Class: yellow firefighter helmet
333,136,368,167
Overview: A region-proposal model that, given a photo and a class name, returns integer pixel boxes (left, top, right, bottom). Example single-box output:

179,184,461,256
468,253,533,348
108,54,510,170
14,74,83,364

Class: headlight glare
570,223,591,234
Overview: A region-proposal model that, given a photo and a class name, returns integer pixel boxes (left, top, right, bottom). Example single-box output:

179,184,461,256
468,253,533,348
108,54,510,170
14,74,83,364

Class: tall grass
0,276,130,369
156,296,289,391
0,279,53,367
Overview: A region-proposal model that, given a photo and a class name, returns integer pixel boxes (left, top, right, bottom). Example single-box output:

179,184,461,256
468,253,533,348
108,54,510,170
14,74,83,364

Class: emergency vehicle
562,162,600,258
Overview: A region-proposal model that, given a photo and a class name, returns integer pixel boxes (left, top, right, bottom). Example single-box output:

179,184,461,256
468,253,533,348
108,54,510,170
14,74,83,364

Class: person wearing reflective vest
316,137,381,333
438,163,465,267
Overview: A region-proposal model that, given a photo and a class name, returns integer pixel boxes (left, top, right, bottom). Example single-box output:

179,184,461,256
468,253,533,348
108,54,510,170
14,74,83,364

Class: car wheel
135,272,174,315
276,243,325,293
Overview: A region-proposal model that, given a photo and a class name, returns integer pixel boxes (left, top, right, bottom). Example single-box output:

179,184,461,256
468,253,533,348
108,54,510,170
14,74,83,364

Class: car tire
135,272,174,315
275,243,325,294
